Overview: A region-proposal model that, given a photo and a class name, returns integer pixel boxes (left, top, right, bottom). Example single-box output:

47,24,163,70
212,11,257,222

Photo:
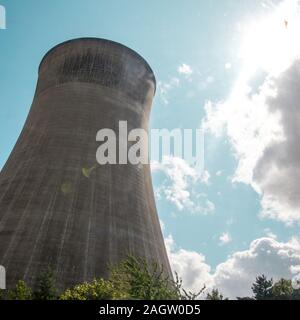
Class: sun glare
239,0,300,78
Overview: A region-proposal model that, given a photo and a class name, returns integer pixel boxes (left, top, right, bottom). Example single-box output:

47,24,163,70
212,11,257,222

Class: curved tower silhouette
0,38,171,290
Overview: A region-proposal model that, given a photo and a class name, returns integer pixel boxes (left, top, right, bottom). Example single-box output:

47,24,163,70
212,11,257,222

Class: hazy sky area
1,0,300,297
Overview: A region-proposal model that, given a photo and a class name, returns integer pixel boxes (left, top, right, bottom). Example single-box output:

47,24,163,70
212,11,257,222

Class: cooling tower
0,38,172,290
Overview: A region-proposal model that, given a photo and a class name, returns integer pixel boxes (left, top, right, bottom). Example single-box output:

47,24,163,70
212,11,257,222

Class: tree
33,268,58,300
7,281,32,300
60,278,126,300
60,256,204,300
206,289,228,300
251,275,273,300
271,278,293,300
291,287,300,300
109,255,179,300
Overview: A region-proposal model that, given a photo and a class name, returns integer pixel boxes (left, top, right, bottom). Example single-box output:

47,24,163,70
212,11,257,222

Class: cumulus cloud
254,62,300,223
166,236,300,299
202,0,300,224
203,79,283,184
152,156,214,215
204,60,300,224
178,63,193,77
165,235,214,293
214,237,300,298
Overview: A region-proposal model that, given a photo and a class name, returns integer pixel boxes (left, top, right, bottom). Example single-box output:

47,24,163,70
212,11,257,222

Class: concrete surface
0,38,172,290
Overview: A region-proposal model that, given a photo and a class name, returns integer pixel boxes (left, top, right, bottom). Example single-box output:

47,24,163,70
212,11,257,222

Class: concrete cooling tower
0,38,172,290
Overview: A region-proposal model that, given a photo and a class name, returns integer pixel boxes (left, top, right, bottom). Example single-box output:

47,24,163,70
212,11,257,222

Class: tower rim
38,37,156,89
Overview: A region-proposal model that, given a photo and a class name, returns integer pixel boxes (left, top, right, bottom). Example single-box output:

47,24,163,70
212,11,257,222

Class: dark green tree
251,274,273,300
291,287,300,300
33,268,58,300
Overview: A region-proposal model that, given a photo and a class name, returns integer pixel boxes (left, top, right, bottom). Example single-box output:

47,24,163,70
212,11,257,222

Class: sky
1,0,300,298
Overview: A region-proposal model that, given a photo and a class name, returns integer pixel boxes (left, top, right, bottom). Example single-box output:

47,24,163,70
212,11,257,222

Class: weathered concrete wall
0,38,172,290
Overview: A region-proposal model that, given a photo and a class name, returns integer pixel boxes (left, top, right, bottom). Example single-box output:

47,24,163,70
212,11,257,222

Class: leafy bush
60,278,126,300
7,280,32,300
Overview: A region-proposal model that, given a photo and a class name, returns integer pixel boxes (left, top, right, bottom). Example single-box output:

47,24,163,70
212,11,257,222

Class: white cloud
178,63,193,77
152,156,214,215
166,236,300,299
203,79,283,185
219,232,232,245
202,0,300,224
213,237,300,298
165,235,214,293
216,170,222,176
203,61,300,224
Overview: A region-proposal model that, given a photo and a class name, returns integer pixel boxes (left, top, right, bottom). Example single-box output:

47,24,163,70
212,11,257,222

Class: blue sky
1,0,300,297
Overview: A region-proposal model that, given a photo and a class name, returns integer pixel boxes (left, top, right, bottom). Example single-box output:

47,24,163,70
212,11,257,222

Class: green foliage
60,278,126,300
238,275,300,300
206,289,228,300
7,281,32,300
1,256,205,300
291,287,300,300
33,268,58,300
271,278,294,300
109,256,179,300
3,261,300,300
59,256,184,300
251,274,273,300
